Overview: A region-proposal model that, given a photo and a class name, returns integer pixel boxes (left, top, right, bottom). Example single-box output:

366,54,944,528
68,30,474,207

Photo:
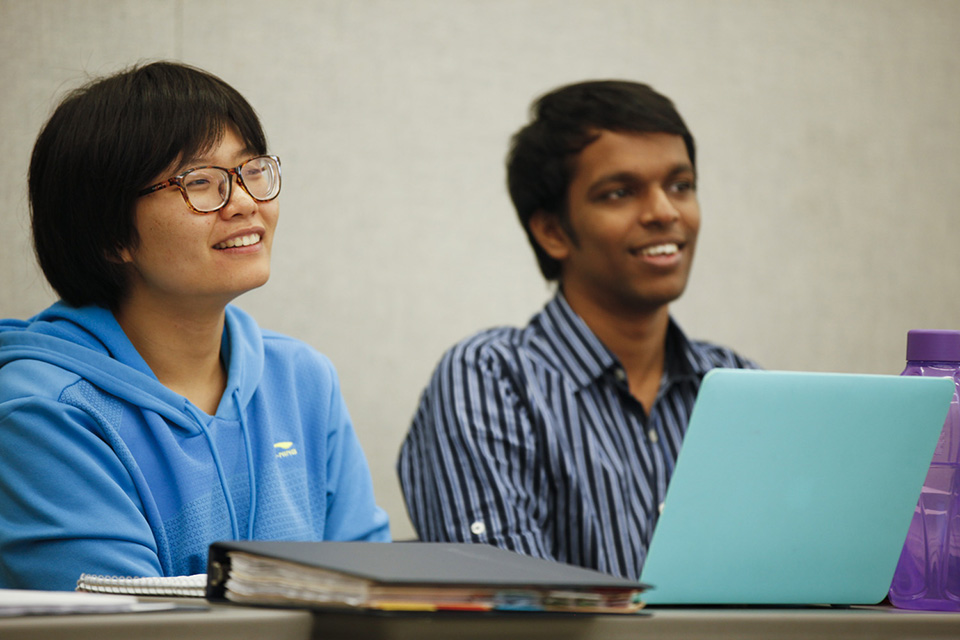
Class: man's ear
529,210,572,262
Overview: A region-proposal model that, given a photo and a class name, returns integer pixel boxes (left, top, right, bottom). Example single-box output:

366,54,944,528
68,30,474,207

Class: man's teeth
215,233,261,249
640,243,679,257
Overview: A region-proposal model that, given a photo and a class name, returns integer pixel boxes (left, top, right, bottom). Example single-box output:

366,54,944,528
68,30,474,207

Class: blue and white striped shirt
398,293,757,580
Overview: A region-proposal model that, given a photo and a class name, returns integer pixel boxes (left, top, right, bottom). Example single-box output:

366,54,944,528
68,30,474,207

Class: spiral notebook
76,573,206,598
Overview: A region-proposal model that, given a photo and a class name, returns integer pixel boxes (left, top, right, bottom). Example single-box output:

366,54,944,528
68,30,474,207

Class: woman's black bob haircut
506,80,695,281
28,61,268,309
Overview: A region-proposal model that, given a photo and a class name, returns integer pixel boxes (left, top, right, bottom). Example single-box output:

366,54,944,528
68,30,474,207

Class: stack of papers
0,590,185,616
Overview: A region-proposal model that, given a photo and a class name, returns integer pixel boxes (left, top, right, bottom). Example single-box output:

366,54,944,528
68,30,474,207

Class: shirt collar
663,318,714,381
536,291,712,389
537,292,617,388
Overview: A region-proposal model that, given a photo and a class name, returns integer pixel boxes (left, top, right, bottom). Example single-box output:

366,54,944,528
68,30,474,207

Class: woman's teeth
215,233,261,250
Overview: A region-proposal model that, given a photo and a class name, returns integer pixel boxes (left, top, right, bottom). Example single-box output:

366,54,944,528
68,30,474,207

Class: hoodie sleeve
0,380,162,590
320,360,391,542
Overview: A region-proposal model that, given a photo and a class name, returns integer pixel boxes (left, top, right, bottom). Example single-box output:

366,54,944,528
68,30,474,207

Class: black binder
207,540,646,613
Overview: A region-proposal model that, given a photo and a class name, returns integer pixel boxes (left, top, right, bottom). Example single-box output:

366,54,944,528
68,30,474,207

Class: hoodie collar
1,301,264,423
219,305,264,415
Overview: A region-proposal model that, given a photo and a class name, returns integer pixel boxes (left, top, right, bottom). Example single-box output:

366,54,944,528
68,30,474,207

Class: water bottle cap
906,329,960,362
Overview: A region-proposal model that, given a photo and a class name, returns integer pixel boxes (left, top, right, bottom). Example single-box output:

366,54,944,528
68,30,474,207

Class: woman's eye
182,168,221,190
185,178,211,190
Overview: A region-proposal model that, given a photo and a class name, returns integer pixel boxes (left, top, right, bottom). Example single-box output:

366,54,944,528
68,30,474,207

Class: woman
0,62,389,590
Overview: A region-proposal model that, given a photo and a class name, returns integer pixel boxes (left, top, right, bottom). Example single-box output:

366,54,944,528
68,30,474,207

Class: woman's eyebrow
176,147,259,172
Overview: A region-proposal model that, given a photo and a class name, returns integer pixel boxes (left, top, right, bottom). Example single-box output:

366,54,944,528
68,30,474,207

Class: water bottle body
888,361,960,611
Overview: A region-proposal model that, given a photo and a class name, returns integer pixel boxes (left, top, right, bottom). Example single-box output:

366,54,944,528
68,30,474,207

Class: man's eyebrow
589,164,696,189
667,163,697,178
589,171,640,190
591,162,697,186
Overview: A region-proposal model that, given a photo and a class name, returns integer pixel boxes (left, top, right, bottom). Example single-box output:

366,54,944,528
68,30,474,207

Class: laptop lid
639,369,953,605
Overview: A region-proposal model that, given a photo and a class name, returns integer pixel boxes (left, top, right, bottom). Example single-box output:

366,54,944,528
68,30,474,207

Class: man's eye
669,180,696,194
601,187,631,201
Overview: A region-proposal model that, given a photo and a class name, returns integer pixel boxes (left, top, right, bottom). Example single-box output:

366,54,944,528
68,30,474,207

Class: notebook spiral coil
76,573,207,598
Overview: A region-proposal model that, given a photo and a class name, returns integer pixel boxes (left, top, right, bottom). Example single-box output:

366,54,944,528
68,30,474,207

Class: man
397,80,756,580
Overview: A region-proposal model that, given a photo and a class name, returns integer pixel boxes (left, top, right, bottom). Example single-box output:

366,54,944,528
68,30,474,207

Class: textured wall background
2,0,959,539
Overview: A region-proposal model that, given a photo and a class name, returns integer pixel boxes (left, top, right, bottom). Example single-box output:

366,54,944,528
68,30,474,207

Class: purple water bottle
889,330,960,611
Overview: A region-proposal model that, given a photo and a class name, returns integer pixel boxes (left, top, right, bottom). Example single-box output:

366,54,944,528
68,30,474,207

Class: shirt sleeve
0,395,163,590
397,339,555,561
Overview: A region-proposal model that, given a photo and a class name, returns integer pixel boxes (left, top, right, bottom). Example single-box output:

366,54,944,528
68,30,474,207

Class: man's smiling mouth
214,233,261,250
632,242,679,257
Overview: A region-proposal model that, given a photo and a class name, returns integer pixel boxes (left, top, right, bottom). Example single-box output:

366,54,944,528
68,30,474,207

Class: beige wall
2,0,959,539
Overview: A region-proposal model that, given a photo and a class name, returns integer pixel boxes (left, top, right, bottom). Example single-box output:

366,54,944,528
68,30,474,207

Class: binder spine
205,543,232,601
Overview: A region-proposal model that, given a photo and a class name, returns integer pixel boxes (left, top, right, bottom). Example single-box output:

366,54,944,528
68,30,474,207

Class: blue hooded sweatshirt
0,302,390,590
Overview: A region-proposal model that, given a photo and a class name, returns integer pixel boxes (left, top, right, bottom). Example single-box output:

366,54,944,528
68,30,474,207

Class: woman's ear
104,244,133,265
529,210,572,262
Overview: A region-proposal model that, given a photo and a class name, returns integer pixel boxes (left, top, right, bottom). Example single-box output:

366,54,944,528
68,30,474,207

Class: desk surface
2,600,959,640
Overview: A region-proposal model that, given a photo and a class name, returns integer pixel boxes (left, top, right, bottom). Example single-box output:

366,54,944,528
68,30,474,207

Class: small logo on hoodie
273,441,298,459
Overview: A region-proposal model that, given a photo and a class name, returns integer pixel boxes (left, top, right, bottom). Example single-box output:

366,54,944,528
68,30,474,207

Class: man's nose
639,188,680,225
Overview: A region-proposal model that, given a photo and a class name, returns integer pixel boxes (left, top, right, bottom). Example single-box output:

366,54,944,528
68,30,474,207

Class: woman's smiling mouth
214,233,261,250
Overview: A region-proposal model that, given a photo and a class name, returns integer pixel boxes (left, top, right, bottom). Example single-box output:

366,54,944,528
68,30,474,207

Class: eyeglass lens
183,156,280,212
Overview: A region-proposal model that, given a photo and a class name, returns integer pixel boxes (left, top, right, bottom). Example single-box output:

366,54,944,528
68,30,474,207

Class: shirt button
614,368,627,382
470,521,486,536
659,502,665,514
648,429,659,443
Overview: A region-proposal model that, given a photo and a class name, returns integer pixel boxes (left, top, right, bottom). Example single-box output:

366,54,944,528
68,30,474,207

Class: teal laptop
639,369,953,605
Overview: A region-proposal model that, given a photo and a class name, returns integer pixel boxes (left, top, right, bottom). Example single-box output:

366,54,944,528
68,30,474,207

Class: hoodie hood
1,300,266,541
0,301,265,430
